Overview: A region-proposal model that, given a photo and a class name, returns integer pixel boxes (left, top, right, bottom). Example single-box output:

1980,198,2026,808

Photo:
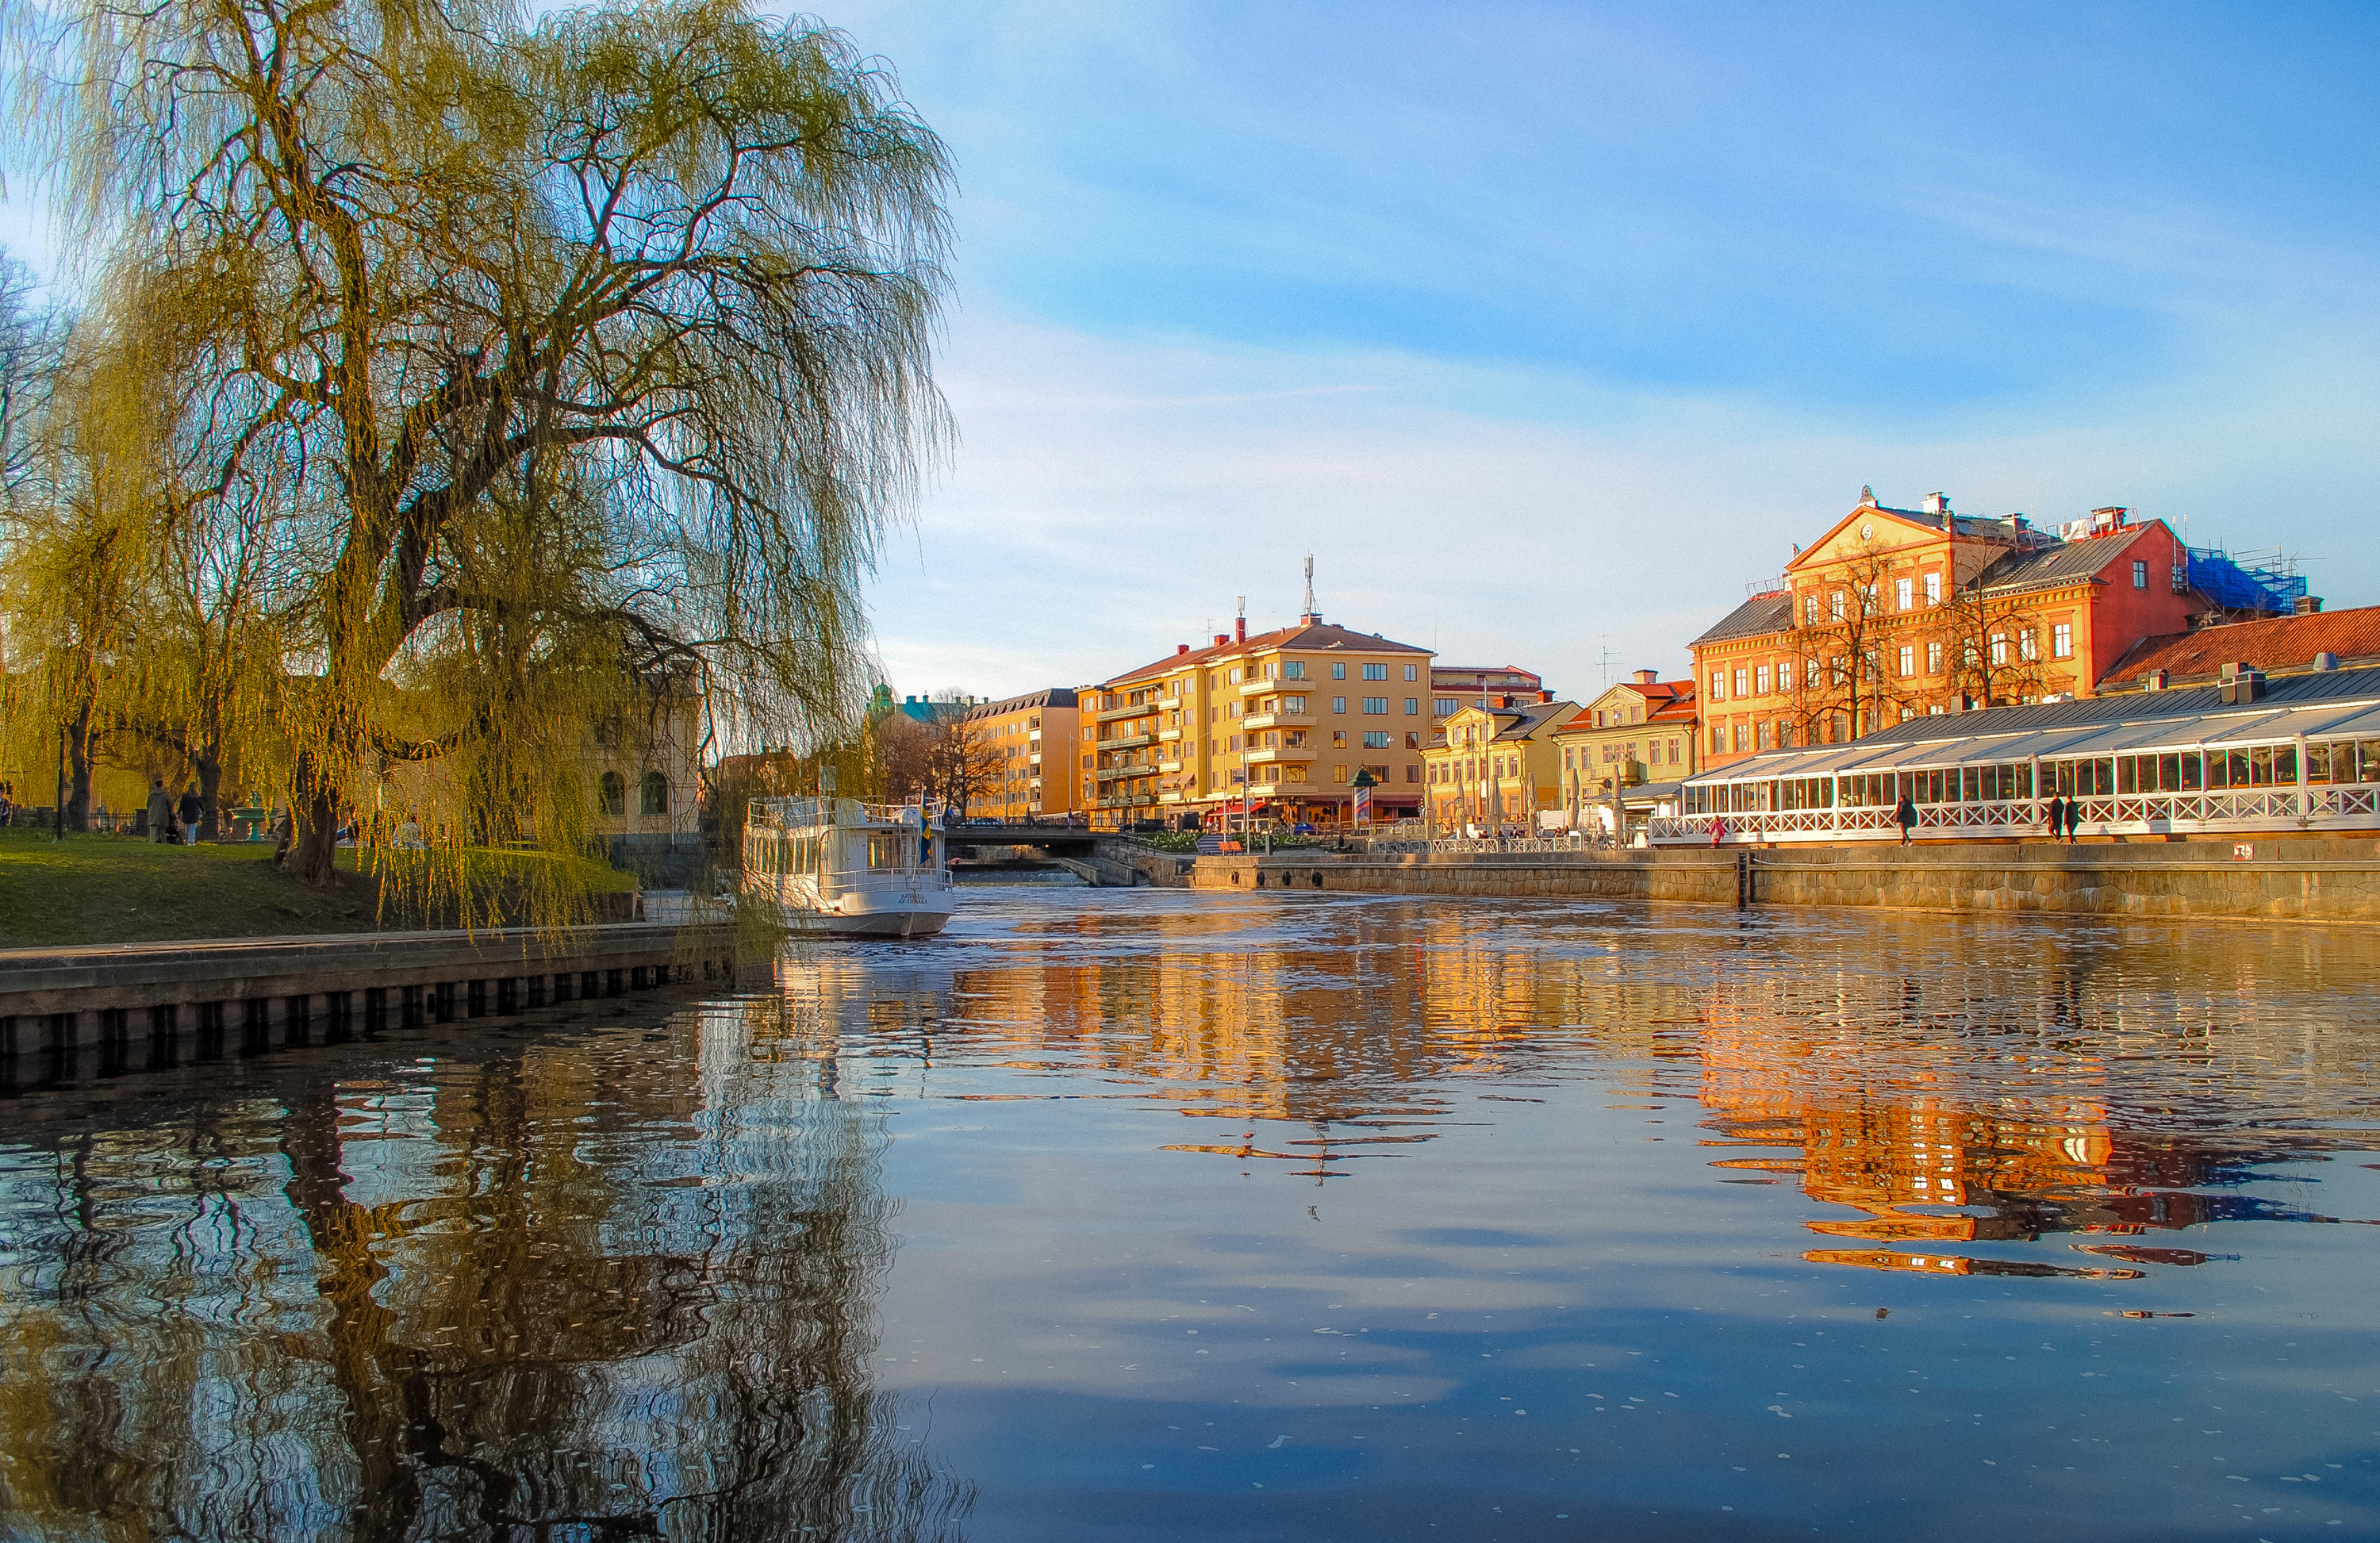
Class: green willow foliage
3,0,951,915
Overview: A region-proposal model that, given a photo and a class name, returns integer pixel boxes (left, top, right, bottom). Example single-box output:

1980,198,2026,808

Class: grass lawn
0,827,635,949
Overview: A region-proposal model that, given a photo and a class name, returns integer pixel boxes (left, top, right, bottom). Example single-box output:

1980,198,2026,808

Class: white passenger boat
742,796,955,937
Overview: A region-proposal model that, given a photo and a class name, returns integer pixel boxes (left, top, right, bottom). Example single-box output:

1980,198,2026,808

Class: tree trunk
194,751,223,843
280,759,342,886
65,704,93,831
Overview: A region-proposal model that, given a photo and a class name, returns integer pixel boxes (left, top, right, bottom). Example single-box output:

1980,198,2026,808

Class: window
2018,628,2038,662
2053,622,2073,658
640,771,670,816
1333,765,1349,784
1927,640,1944,675
1229,668,1242,684
1898,644,1915,677
1805,594,1821,626
1733,669,1748,698
1331,697,1347,714
1081,754,1092,768
1362,731,1392,749
1710,670,1726,700
1331,662,1346,680
1755,665,1772,696
1284,661,1306,679
1405,731,1422,749
1830,591,1846,622
1756,720,1772,750
1732,722,1749,752
1404,697,1419,715
1434,697,1460,716
1711,725,1726,752
1779,659,1795,693
2132,560,2148,589
1363,663,1388,681
1405,664,1418,681
598,771,626,816
1362,697,1388,714
1333,729,1347,747
1925,571,1941,605
1988,632,2008,666
1896,577,1913,611
1405,765,1419,783
1228,735,1240,751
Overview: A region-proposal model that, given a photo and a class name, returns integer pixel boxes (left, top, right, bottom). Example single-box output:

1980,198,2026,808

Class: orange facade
1692,495,2202,770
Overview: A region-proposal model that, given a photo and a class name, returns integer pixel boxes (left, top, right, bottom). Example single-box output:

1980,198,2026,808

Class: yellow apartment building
1078,612,1435,831
1421,700,1576,835
958,688,1081,822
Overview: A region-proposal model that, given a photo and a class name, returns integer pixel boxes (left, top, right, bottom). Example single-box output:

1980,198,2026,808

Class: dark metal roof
963,686,1078,720
1965,524,2153,597
1691,591,1795,646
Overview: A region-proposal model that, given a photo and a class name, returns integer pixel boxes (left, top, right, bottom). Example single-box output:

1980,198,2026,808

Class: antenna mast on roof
1301,555,1317,623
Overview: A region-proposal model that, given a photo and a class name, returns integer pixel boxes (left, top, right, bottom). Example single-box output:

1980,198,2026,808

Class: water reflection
3,889,2376,1540
0,1002,969,1541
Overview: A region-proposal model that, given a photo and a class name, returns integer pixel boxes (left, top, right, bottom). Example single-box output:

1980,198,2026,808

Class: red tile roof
2100,605,2380,690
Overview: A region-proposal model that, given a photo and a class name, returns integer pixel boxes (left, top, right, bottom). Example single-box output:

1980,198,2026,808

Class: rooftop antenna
1234,594,1246,644
1301,554,1317,623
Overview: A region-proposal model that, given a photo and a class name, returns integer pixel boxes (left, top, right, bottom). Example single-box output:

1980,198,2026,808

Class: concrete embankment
1192,838,2380,923
1,920,740,1069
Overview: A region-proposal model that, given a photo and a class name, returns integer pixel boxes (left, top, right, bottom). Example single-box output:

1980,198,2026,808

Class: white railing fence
1648,786,2379,846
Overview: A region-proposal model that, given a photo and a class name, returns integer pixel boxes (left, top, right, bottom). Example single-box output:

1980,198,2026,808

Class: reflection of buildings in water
0,1001,969,1541
1692,958,2352,1275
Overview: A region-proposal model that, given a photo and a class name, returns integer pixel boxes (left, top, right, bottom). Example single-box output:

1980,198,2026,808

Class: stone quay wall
1191,838,2380,923
0,921,741,1068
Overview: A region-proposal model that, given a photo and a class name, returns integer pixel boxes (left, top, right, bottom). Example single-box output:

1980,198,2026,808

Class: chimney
1214,634,1229,647
2314,651,2340,672
1234,616,1246,643
1632,669,1658,685
1176,643,1189,654
2295,595,2324,615
2218,661,2263,704
1921,492,1950,516
2140,670,2167,691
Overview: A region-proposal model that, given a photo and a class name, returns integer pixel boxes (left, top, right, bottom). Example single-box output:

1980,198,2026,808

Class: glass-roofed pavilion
1649,666,2380,846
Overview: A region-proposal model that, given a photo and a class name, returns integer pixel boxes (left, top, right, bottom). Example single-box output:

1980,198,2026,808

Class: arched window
639,771,669,816
598,771,625,816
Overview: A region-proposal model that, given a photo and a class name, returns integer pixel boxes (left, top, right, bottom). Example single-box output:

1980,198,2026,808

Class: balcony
1157,726,1182,743
1238,676,1303,697
1095,763,1156,781
1101,732,1154,750
1239,712,1315,731
1243,746,1319,765
1157,758,1184,773
1096,700,1160,724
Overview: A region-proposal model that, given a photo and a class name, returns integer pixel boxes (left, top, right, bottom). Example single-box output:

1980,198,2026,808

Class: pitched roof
1843,663,2380,747
1100,620,1430,687
1691,591,1795,647
962,686,1078,721
1490,700,1580,743
1966,521,2159,598
2100,605,2380,690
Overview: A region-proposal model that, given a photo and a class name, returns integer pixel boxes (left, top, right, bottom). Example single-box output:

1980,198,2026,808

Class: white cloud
866,305,2380,702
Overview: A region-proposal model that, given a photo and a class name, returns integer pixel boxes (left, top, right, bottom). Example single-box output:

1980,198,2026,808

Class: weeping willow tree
7,0,950,901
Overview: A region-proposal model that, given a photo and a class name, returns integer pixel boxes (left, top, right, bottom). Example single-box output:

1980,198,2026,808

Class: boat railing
748,796,947,830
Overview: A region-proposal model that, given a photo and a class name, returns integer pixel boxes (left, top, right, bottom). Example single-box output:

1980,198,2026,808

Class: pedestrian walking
177,783,202,843
2063,797,2081,844
1710,816,1728,847
1893,794,1917,846
145,778,175,843
2044,793,2065,842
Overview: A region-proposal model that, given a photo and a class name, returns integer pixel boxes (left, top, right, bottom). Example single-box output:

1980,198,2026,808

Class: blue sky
843,0,2380,700
9,2,2374,703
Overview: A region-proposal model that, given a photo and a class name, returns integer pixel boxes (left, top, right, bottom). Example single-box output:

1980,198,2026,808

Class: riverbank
1191,836,2380,923
0,827,638,946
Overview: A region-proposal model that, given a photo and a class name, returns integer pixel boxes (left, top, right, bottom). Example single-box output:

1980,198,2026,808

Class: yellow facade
1551,672,1699,826
1079,616,1435,830
958,689,1081,822
1420,700,1576,835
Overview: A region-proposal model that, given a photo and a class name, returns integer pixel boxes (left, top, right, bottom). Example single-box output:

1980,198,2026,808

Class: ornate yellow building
1421,700,1576,835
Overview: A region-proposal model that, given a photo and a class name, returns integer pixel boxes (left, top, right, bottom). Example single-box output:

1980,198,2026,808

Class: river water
2,889,2377,1541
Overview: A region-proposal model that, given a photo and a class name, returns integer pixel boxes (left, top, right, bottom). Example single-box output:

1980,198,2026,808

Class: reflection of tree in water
0,998,970,1541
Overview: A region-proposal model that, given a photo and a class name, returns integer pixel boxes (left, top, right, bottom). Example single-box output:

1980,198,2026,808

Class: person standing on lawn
177,783,203,843
145,778,175,843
